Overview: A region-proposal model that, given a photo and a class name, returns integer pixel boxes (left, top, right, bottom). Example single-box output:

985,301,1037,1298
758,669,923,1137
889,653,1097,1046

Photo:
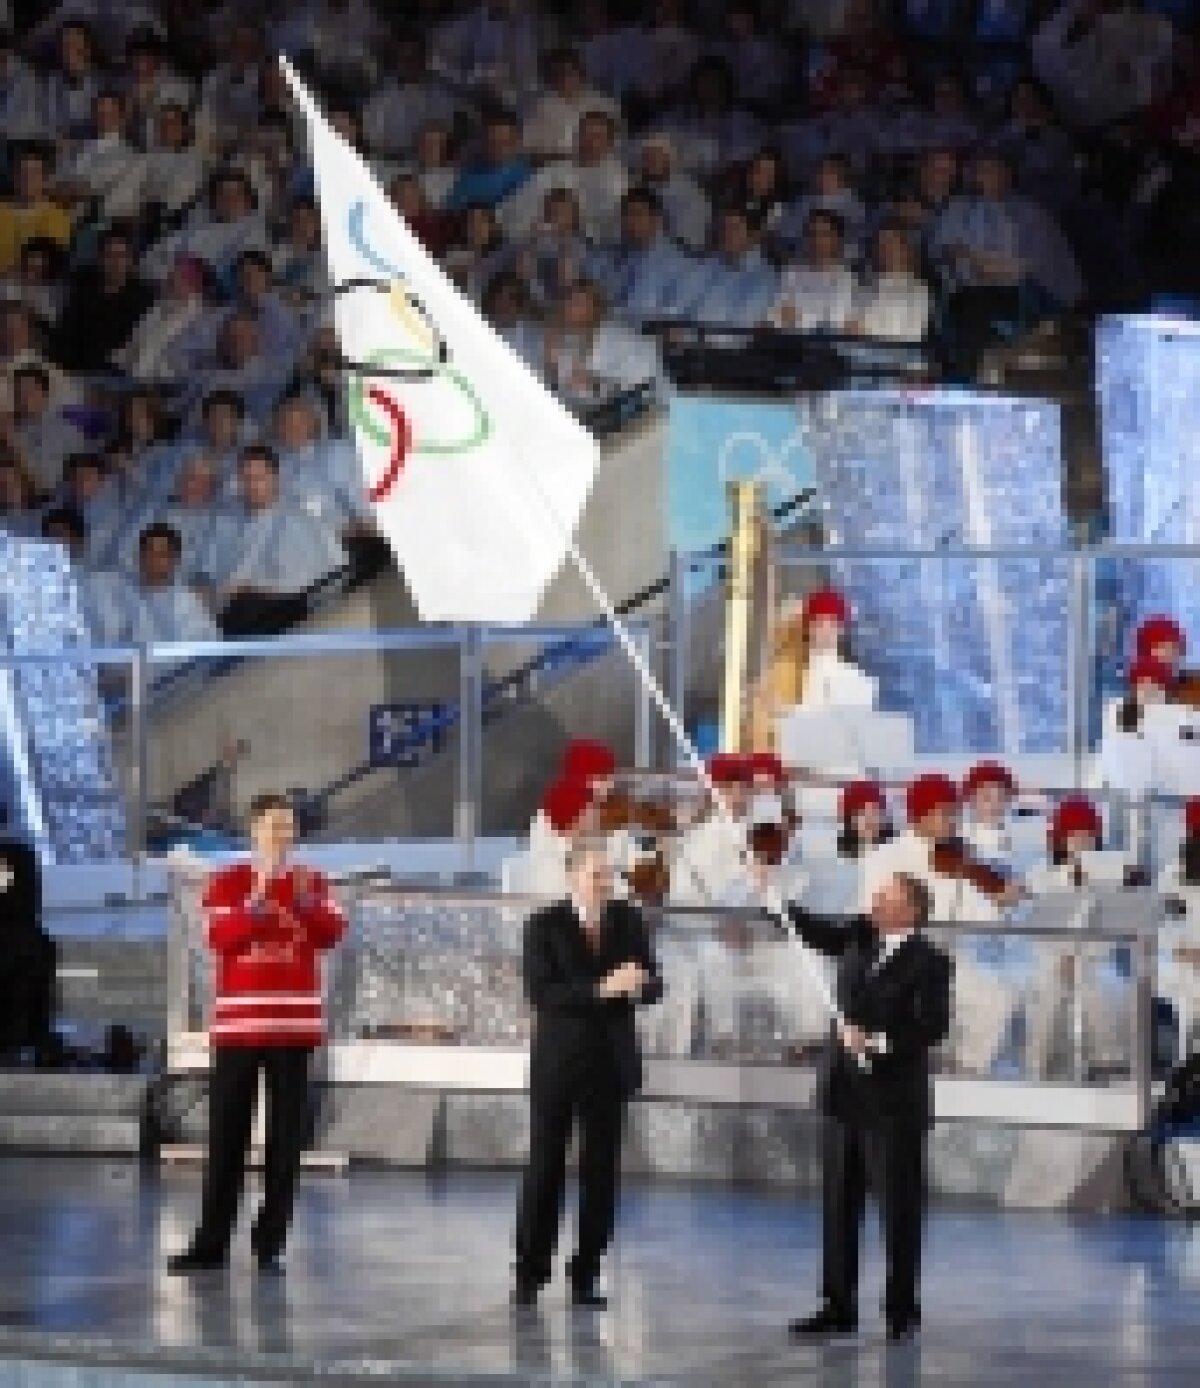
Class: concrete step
0,1113,141,1155
0,1071,148,1117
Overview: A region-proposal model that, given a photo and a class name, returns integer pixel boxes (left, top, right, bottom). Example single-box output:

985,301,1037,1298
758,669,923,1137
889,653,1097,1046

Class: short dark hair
805,207,845,240
13,363,49,392
98,224,133,253
239,442,279,473
138,521,182,556
894,873,933,928
621,185,663,218
41,504,86,543
248,791,294,824
63,451,107,478
235,247,273,276
202,387,244,417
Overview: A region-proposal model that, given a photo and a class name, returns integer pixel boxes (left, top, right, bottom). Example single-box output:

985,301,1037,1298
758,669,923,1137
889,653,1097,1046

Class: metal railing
164,875,1157,1130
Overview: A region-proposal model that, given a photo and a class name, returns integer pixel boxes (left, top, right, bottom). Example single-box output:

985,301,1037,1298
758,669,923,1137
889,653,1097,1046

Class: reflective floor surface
0,1154,1197,1384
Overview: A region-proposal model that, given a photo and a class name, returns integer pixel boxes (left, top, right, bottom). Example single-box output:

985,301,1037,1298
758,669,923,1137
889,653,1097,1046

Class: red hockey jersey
203,862,347,1048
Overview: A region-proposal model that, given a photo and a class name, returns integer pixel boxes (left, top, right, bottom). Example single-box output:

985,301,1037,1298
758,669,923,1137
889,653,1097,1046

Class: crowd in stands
0,0,1194,646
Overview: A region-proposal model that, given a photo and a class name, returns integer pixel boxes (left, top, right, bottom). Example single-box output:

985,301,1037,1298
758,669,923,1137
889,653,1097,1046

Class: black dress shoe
570,1284,608,1309
167,1247,227,1275
887,1313,921,1342
788,1307,858,1337
511,1280,541,1307
255,1248,285,1274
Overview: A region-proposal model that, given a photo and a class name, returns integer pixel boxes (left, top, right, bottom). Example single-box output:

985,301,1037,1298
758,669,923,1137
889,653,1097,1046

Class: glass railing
165,875,1155,1130
2,621,655,864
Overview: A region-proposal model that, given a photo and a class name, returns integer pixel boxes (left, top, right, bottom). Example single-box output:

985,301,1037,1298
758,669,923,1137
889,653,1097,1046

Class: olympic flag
284,61,597,623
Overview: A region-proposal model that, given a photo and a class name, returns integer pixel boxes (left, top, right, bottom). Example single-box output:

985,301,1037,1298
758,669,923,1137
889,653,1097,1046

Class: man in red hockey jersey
168,792,347,1274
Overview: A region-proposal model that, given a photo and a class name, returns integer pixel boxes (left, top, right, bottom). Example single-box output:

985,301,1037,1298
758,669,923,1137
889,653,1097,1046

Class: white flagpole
554,533,849,1038
283,56,850,1044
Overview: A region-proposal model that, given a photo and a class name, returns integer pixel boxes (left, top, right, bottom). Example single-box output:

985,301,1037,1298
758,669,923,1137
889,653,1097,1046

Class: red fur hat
744,751,786,785
905,773,959,825
1128,656,1175,691
1049,796,1102,847
561,738,617,783
1135,616,1186,660
706,752,748,786
540,777,590,834
839,780,886,822
802,587,850,627
962,761,1017,799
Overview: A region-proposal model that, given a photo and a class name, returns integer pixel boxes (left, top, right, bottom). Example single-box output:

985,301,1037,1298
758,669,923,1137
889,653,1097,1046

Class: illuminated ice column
1095,315,1200,660
805,389,1069,753
0,537,127,863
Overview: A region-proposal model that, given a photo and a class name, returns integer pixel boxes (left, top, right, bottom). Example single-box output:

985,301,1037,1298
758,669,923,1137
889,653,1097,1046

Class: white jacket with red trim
203,862,347,1048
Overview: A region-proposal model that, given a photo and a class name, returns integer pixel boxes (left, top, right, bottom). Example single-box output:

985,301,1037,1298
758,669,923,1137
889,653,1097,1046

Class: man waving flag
282,59,597,623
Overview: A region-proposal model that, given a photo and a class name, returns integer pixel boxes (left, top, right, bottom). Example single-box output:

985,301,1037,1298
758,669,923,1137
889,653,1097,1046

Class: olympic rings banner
665,393,815,555
284,61,597,624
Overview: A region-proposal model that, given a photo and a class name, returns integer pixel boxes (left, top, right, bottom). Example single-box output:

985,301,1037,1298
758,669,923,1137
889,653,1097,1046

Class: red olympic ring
365,386,412,503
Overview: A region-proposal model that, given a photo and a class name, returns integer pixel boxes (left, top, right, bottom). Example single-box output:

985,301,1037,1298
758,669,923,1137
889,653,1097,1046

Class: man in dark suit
780,871,952,1342
514,836,664,1308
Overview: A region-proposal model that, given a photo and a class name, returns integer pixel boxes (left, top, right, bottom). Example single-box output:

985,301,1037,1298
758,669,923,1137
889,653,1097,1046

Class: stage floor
0,1156,1198,1386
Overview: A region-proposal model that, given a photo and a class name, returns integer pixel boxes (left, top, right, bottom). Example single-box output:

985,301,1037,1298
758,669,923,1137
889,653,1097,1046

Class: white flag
284,61,598,623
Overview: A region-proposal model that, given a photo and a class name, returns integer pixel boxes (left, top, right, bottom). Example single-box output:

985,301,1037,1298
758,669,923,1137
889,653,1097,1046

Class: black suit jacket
523,898,664,1102
786,904,952,1127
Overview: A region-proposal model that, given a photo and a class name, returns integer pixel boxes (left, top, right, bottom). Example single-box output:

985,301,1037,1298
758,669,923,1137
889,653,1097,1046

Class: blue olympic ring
348,199,406,280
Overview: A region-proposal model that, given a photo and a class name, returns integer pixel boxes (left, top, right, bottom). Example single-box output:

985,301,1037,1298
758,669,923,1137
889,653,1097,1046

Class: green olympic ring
348,347,491,454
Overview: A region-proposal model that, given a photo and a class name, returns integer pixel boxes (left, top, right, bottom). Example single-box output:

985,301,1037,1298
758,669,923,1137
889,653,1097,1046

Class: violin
931,838,1012,899
1172,671,1200,712
747,821,790,866
588,789,675,906
1066,858,1150,890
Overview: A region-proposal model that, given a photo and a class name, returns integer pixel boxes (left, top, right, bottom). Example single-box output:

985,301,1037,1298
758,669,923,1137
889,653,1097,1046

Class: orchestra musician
836,781,893,860
1098,655,1175,799
512,776,591,898
561,738,675,905
790,587,871,710
751,587,873,749
1025,795,1148,893
1131,613,1200,709
861,774,1021,1075
670,753,752,906
961,762,1020,868
861,774,1022,922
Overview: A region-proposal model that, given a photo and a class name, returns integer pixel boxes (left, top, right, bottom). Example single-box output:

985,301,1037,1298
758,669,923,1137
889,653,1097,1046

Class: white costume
1156,858,1200,1054
1025,861,1138,1079
862,831,1016,1075
797,648,875,710
670,807,746,906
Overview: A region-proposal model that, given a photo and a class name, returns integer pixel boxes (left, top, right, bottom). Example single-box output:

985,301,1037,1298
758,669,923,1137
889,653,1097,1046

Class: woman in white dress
1099,654,1175,801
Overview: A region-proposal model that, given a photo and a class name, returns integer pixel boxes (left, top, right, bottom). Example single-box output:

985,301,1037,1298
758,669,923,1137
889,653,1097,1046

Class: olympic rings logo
716,427,810,494
338,200,494,501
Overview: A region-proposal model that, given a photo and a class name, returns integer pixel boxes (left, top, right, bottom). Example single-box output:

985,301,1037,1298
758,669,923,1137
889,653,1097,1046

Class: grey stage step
0,1071,149,1155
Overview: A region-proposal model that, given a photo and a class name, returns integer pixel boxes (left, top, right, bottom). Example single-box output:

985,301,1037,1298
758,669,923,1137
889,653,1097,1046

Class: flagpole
279,55,850,1044
557,535,849,1037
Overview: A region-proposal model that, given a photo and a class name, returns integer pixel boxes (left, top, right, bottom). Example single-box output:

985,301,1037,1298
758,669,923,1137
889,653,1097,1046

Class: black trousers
821,1113,926,1322
0,931,56,1053
191,1045,311,1259
515,1075,625,1289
